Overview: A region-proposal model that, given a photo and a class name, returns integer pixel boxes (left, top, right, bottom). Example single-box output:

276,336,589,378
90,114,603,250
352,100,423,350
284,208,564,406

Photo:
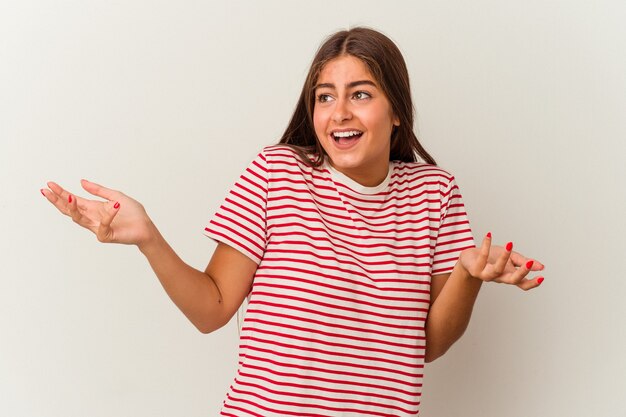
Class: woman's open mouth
331,130,363,149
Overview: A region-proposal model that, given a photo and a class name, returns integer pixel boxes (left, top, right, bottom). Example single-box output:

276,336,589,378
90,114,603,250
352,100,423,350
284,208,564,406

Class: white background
1,1,625,416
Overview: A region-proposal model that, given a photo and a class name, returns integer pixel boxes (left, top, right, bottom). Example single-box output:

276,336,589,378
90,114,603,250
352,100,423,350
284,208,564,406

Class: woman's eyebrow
314,80,377,90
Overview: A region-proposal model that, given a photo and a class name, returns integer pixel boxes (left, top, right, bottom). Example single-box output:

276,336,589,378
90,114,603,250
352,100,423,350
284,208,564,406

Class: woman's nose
332,99,352,123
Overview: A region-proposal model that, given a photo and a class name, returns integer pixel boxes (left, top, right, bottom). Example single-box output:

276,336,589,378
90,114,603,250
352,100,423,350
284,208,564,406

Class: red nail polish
537,277,544,285
526,260,534,269
486,232,492,239
68,195,72,203
506,242,513,251
40,189,45,196
114,202,120,209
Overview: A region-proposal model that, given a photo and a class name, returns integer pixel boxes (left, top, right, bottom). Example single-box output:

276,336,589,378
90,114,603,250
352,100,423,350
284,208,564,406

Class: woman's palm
42,179,153,246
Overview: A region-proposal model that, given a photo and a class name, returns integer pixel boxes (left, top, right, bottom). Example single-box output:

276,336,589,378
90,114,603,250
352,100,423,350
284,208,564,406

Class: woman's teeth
332,131,363,141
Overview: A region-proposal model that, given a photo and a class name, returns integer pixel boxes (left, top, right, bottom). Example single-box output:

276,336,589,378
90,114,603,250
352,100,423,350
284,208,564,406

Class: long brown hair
279,27,436,167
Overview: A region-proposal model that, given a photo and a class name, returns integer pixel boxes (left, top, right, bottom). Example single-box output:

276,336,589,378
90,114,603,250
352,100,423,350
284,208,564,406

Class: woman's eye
353,91,371,100
317,94,332,103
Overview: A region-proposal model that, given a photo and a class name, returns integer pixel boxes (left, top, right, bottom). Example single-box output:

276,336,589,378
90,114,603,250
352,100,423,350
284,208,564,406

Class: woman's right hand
41,179,156,247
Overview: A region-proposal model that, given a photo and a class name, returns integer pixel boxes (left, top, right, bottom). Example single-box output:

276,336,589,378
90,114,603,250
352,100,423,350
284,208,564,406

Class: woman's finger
67,193,83,223
505,259,535,285
509,252,545,271
43,183,87,217
46,182,77,211
471,232,492,276
517,276,545,291
41,187,59,205
42,184,72,216
96,201,121,242
46,181,70,200
81,179,119,201
491,241,513,275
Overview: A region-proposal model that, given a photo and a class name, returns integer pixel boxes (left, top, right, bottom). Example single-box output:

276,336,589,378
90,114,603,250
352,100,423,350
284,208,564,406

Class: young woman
42,27,544,416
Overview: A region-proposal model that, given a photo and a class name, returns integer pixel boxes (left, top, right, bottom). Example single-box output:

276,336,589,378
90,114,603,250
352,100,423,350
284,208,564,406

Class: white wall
1,1,624,416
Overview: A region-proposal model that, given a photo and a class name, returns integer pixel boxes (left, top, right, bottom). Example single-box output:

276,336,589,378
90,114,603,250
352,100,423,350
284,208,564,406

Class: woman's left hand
459,233,545,291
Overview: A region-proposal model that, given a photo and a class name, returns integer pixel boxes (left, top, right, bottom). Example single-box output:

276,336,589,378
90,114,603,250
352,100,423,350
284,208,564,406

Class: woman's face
313,55,399,187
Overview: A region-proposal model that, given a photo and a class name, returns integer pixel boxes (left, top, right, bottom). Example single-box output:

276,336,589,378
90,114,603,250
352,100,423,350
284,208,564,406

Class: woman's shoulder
261,144,299,157
260,144,318,167
393,160,456,183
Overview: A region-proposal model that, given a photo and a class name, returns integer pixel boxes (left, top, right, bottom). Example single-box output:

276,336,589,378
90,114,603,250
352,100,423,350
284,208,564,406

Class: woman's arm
424,234,545,363
424,266,481,362
42,179,256,334
139,229,256,333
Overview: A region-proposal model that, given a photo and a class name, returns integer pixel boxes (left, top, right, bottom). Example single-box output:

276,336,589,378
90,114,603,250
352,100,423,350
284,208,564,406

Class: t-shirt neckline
323,159,394,195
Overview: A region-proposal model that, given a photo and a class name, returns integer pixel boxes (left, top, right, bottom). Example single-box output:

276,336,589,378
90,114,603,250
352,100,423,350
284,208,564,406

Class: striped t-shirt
204,145,475,416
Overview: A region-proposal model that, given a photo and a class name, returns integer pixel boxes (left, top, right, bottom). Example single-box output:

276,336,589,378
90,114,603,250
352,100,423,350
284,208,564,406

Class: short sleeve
203,151,269,265
431,177,476,275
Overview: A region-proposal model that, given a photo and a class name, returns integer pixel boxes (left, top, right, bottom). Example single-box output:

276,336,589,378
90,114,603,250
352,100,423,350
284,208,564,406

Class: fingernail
486,232,492,239
506,242,513,251
537,277,544,285
40,189,46,197
113,202,120,209
68,195,72,203
526,260,534,269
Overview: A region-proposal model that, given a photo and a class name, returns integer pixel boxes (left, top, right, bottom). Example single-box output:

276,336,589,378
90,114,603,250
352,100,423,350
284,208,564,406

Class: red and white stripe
205,145,474,416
